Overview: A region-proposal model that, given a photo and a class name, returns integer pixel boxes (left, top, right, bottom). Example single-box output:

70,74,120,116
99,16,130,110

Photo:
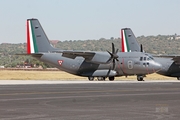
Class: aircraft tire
88,77,94,81
109,76,115,81
177,77,180,80
137,76,144,81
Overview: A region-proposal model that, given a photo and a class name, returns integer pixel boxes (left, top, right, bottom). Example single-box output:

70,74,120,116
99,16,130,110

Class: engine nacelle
92,70,116,77
82,69,117,77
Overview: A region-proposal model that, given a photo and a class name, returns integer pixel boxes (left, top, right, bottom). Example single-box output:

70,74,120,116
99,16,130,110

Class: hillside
0,34,180,68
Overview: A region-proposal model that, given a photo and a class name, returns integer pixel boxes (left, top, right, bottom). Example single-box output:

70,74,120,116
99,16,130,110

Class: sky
0,0,180,43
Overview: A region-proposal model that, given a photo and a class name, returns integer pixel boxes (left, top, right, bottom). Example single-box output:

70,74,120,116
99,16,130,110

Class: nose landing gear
88,77,94,81
88,76,115,81
137,75,145,81
109,76,115,81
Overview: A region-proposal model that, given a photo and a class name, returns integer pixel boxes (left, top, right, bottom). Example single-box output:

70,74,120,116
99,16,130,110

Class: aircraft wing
56,51,95,60
155,55,180,63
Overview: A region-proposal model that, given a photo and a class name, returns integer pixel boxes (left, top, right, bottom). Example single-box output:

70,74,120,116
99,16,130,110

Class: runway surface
0,80,180,120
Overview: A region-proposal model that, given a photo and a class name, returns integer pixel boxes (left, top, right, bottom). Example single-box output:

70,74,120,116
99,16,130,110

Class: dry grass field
0,70,84,80
0,70,177,81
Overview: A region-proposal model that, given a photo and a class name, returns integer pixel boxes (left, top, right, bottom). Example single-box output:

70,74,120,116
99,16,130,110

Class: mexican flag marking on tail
27,20,38,54
121,29,130,52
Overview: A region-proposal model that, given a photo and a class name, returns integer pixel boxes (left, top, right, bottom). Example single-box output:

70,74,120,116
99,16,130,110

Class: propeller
106,43,127,78
106,43,119,70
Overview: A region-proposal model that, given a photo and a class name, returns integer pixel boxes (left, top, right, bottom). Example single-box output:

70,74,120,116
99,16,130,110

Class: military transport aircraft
18,19,161,81
121,28,180,81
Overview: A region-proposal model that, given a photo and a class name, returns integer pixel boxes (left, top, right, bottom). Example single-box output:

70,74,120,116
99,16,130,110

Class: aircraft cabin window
140,57,143,61
144,57,146,61
147,63,149,66
143,63,146,67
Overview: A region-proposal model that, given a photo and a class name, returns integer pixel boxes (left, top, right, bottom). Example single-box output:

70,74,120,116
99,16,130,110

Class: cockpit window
149,56,154,60
141,55,154,61
145,54,154,60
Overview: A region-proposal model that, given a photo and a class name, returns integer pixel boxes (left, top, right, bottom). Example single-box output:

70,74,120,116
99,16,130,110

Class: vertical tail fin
121,28,140,52
26,18,57,54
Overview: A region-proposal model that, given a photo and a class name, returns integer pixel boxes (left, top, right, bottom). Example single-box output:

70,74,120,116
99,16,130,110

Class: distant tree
110,37,114,40
99,38,106,40
0,34,180,68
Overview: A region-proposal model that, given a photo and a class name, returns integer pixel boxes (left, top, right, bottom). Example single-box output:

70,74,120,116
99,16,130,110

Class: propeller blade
106,50,113,63
106,57,112,63
115,49,119,54
107,50,113,57
140,44,143,52
106,67,111,77
112,43,115,54
106,43,119,69
115,58,119,61
113,59,115,70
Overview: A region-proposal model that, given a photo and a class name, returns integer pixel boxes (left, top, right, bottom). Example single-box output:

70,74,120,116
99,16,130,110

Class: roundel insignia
58,60,63,66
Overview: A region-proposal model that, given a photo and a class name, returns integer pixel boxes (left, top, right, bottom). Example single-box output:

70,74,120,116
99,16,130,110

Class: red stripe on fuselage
27,20,31,54
121,30,125,52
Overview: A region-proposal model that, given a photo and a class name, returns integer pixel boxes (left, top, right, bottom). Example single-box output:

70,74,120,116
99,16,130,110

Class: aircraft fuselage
37,52,161,77
155,57,180,77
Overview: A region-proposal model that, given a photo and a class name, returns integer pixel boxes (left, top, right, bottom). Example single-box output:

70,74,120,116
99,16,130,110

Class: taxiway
0,80,180,120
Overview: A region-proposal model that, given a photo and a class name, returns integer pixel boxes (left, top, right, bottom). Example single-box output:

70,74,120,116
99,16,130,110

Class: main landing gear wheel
109,76,115,81
88,77,94,81
137,76,144,81
177,77,180,80
97,77,106,81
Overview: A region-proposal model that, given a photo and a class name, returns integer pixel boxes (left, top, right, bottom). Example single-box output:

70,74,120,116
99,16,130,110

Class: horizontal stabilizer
16,53,43,58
